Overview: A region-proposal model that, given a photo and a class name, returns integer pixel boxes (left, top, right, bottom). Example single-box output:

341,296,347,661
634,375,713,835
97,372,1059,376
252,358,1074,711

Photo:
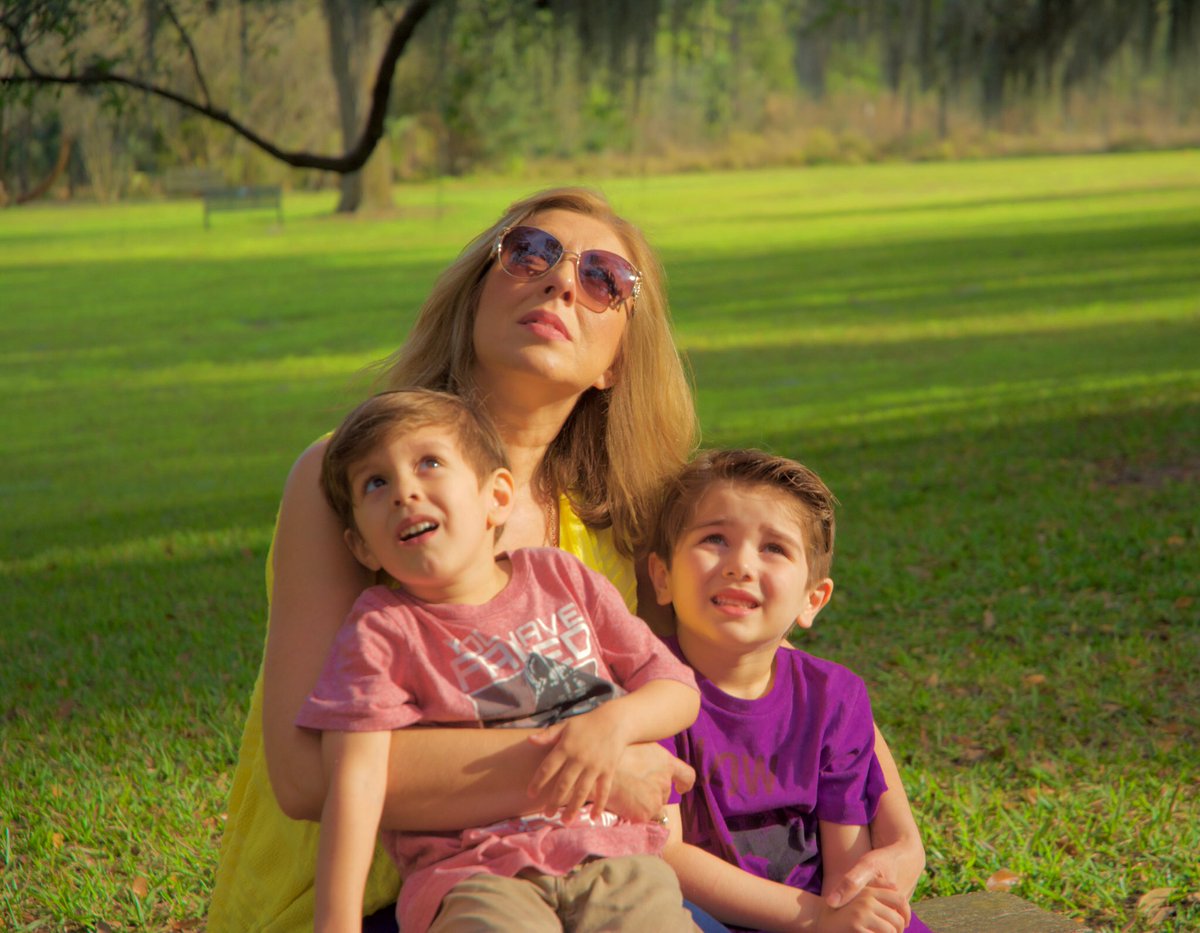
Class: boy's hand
526,706,628,821
826,842,919,908
813,883,909,933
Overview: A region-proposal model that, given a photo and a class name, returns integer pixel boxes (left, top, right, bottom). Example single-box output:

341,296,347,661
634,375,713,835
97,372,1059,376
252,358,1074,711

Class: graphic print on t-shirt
444,600,623,725
727,815,820,883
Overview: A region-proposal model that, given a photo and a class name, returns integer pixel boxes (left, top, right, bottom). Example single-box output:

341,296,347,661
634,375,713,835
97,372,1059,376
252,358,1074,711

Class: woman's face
472,209,632,405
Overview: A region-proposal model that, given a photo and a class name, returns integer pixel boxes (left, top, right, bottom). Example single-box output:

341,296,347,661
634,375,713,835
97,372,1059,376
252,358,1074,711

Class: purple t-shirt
663,638,931,933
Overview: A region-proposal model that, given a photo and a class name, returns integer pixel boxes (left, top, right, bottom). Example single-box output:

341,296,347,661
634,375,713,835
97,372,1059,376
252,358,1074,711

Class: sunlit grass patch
1,150,1197,930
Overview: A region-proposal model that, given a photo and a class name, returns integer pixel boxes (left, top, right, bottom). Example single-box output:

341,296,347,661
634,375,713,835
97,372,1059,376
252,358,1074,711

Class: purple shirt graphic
663,638,930,933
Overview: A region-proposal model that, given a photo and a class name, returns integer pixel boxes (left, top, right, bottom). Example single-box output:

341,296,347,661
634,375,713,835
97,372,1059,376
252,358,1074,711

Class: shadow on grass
4,398,1196,761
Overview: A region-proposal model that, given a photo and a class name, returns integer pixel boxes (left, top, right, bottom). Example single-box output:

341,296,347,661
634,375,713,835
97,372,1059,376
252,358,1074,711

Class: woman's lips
519,310,570,341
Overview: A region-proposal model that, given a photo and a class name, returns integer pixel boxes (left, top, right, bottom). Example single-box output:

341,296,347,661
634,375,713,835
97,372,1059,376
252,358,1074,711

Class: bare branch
160,0,211,107
0,0,438,174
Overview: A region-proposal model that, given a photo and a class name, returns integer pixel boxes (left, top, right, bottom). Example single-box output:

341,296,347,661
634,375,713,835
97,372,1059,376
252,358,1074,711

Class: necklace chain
544,493,560,548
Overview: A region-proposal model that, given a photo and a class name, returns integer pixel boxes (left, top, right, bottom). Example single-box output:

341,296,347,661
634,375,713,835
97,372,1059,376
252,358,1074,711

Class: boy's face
344,424,513,604
648,481,832,655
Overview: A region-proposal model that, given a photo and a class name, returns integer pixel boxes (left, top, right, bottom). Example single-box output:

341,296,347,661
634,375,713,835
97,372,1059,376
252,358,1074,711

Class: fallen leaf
131,875,150,899
986,868,1020,892
1175,596,1194,610
924,672,940,688
1022,673,1047,686
51,833,64,849
982,608,996,631
1166,535,1185,547
1135,887,1174,927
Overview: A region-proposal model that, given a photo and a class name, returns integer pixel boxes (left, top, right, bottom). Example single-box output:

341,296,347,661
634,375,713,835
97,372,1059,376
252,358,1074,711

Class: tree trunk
321,0,392,213
13,133,73,205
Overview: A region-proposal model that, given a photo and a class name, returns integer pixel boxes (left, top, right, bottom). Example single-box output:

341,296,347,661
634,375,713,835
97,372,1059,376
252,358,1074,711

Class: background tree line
2,0,1198,211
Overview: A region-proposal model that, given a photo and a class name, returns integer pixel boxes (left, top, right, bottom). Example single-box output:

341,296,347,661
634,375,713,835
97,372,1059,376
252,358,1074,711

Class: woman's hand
605,742,694,823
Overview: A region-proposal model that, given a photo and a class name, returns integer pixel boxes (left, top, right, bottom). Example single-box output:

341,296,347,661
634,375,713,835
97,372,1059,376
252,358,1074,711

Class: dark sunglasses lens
579,251,636,308
500,226,561,277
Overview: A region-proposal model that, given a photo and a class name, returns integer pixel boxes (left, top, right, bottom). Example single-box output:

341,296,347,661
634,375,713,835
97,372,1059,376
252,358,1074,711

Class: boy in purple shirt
299,389,701,933
647,449,930,933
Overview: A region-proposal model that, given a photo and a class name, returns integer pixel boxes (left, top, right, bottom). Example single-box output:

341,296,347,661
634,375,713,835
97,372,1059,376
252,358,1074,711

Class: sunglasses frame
493,224,642,316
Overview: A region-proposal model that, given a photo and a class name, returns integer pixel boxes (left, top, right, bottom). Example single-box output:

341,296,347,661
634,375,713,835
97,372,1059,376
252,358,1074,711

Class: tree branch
160,0,212,108
0,0,437,174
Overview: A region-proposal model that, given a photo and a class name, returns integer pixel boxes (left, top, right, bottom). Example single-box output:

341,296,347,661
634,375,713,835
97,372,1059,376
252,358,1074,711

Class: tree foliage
1,0,1197,205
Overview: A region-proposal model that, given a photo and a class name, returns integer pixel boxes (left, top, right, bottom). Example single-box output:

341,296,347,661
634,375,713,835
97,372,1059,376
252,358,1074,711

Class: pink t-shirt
297,547,697,933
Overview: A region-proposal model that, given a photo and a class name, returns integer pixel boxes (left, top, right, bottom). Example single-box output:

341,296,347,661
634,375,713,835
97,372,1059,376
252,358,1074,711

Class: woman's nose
542,252,580,304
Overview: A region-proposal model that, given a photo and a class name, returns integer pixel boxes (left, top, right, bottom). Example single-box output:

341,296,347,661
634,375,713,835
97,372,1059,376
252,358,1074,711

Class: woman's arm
826,725,926,908
262,442,694,827
262,441,373,818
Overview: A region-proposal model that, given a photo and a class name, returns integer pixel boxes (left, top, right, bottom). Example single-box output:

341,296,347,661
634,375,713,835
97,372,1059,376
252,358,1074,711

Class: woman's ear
592,345,624,391
794,578,834,630
486,468,516,529
646,552,674,606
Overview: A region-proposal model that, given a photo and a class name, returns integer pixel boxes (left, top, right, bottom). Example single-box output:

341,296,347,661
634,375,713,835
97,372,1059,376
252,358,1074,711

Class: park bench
202,184,283,229
160,166,225,198
914,892,1092,932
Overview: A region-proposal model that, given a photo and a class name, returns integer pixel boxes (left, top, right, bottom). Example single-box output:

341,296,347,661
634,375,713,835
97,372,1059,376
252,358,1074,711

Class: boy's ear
646,552,674,606
794,578,833,630
344,528,383,573
486,468,516,528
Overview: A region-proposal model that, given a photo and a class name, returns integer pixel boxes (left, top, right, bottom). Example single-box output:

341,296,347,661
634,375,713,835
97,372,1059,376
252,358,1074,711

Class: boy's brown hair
321,389,509,534
648,448,837,587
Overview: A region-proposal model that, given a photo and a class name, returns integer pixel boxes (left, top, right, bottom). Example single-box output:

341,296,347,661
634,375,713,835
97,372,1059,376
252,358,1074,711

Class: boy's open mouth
400,521,438,542
713,593,760,609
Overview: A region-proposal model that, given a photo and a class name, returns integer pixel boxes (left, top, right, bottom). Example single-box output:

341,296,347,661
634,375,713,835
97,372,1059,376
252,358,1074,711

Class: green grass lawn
2,151,1197,931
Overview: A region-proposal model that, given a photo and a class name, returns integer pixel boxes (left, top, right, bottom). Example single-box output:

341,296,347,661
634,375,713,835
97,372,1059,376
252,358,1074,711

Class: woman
208,188,923,931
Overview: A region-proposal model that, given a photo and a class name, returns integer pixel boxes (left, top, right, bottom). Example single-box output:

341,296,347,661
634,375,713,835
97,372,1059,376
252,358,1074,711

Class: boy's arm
662,802,818,932
819,820,911,930
826,726,926,907
315,729,390,933
662,804,909,933
528,678,699,819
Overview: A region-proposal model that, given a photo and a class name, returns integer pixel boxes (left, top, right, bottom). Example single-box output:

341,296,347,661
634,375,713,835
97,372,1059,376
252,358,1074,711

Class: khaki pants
429,854,699,932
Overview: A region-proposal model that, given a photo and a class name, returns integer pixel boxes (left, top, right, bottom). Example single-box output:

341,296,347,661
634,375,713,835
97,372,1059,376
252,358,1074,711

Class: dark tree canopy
1,0,1197,191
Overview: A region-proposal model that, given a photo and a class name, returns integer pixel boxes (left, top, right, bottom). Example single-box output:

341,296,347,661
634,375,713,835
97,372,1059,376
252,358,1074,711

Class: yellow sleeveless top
207,495,635,932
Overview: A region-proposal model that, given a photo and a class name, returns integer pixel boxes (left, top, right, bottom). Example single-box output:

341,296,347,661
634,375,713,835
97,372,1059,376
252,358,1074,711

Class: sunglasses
494,224,642,314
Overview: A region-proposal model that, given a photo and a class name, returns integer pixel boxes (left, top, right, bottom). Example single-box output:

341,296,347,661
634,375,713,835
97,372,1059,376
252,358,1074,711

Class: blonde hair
649,449,838,588
378,187,697,557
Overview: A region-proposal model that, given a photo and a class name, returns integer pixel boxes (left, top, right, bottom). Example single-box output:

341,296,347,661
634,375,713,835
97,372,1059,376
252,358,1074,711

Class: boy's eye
763,542,789,557
363,475,387,494
418,456,443,471
700,532,726,546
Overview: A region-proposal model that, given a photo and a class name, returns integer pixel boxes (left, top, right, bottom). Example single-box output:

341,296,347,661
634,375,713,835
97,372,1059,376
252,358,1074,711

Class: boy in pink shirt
297,389,701,933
